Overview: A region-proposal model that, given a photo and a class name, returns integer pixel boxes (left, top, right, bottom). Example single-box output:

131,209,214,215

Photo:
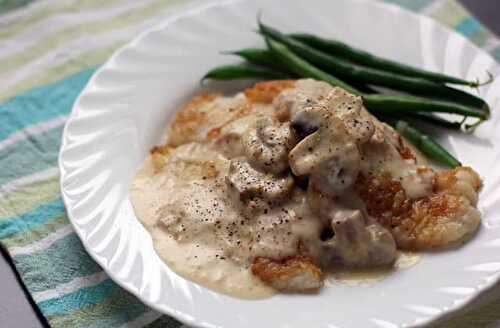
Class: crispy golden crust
434,166,481,192
149,145,171,173
251,256,323,292
166,92,222,146
244,80,296,104
356,167,481,250
156,81,298,173
150,144,170,155
396,135,417,161
356,172,411,228
165,81,297,147
394,194,473,249
205,104,252,140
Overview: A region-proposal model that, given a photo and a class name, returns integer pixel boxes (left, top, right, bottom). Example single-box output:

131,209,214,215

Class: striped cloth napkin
0,0,499,327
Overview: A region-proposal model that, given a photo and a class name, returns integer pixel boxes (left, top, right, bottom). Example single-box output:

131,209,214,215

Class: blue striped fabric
39,279,118,316
0,126,63,186
14,234,103,292
0,53,177,328
0,0,36,13
0,198,65,239
456,17,482,37
0,68,97,140
384,0,434,11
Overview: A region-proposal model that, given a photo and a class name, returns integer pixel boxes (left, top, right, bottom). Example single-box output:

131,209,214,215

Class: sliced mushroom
225,158,294,201
242,117,297,174
273,79,333,120
320,210,397,268
288,106,361,195
290,108,322,139
213,116,260,159
324,88,375,143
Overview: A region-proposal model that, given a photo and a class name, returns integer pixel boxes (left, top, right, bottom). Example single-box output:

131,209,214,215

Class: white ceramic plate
59,0,500,327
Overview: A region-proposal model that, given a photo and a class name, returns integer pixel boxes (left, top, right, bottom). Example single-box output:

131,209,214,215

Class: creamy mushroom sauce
131,79,437,298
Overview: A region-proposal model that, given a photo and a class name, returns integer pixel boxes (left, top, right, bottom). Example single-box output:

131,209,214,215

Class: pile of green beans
201,19,492,167
261,23,489,112
290,33,483,87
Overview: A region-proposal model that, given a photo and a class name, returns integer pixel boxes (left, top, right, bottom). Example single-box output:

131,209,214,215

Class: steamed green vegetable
229,47,377,93
392,119,461,167
202,64,288,81
383,112,461,130
224,48,278,68
202,18,493,167
260,22,489,113
266,39,486,119
266,38,360,93
291,32,480,87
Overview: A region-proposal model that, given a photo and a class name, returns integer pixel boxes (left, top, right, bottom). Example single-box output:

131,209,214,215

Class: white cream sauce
131,144,322,299
130,79,434,299
131,154,275,298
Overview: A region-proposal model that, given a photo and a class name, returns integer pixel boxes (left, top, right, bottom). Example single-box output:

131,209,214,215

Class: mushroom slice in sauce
289,106,361,195
324,88,375,143
226,158,294,201
321,210,397,268
290,108,321,139
242,117,297,174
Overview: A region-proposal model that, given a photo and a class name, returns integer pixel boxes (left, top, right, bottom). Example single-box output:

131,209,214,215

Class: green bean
260,23,488,112
291,33,479,87
224,48,279,69
344,81,378,94
266,38,360,94
228,47,377,93
393,112,461,129
202,64,289,81
392,119,461,167
374,111,461,130
266,39,486,119
363,94,486,119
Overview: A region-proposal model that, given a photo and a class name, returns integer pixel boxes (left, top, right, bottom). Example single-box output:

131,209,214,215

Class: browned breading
396,135,416,160
356,167,481,250
200,161,219,179
434,166,481,192
166,92,221,146
205,104,252,140
150,145,171,173
244,80,296,104
251,256,323,292
356,172,412,228
150,144,170,155
394,193,474,249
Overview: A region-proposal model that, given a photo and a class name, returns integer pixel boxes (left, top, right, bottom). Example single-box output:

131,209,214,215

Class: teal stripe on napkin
0,198,64,239
0,127,63,186
0,68,96,139
0,0,36,14
39,279,118,316
14,233,103,291
456,17,482,37
384,0,434,11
